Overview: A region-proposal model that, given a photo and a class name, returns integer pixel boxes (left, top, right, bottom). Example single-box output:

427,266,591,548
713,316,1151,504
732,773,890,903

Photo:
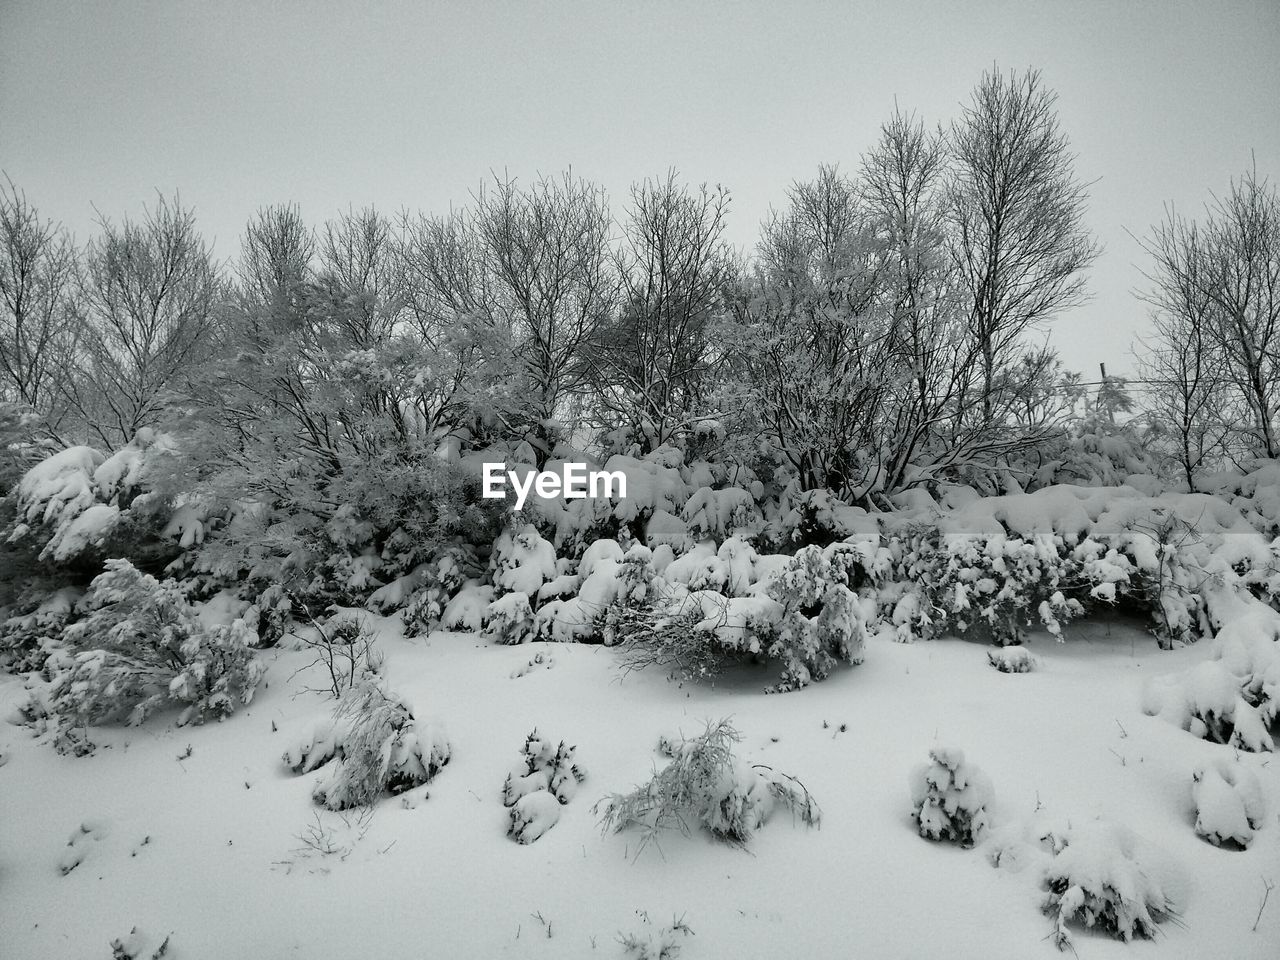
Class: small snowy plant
987,646,1035,673
1191,758,1266,848
617,912,695,960
503,729,587,844
1040,820,1178,949
30,559,263,750
284,679,451,810
596,719,820,849
910,746,993,847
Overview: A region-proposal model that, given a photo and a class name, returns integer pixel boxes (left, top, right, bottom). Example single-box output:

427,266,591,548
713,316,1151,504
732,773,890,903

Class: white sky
2,0,1278,379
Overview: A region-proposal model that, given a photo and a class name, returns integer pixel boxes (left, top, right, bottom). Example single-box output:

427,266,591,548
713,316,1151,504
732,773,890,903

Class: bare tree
590,172,733,452
69,193,221,447
240,203,314,305
317,206,399,346
1136,211,1231,487
948,67,1099,423
759,164,867,285
0,176,80,424
1137,167,1280,470
473,171,617,462
1200,166,1280,458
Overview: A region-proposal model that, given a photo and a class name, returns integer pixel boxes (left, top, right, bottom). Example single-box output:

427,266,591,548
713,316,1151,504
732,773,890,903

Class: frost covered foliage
283,679,450,810
1192,758,1266,848
596,719,820,849
1143,599,1280,751
1040,820,1179,949
910,746,993,846
26,559,262,750
502,729,587,844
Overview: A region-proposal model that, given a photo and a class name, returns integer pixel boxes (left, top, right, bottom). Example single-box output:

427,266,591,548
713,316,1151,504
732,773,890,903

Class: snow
1192,758,1266,848
3,614,1277,958
13,444,104,526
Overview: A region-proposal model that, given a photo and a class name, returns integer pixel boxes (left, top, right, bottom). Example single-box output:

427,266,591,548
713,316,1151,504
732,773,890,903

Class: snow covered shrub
0,585,79,672
1143,600,1279,751
1191,758,1266,848
1039,820,1179,949
491,523,560,595
987,647,1035,673
910,746,993,846
503,729,586,843
484,591,536,645
609,599,726,684
29,559,263,749
5,432,180,568
284,678,451,810
395,550,475,637
596,719,820,849
759,544,869,692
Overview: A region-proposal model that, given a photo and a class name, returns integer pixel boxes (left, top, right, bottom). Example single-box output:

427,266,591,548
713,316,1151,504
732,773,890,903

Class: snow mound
1191,758,1266,848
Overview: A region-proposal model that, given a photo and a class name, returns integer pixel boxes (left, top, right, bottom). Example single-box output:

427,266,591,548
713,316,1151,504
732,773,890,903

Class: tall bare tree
1136,211,1231,487
948,67,1099,422
69,194,221,447
0,176,79,423
590,172,733,452
473,171,617,462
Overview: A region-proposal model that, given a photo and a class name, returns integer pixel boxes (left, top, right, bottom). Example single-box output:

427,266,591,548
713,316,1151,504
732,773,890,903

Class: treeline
0,64,1276,517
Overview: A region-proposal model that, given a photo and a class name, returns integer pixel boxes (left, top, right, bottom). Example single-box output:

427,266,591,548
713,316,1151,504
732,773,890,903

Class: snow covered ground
2,614,1276,959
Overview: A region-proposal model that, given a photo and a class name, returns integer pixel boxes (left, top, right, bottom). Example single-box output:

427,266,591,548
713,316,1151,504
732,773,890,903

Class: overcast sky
3,0,1278,379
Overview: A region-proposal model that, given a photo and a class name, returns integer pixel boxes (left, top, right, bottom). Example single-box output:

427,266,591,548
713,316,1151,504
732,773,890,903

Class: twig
1254,876,1275,932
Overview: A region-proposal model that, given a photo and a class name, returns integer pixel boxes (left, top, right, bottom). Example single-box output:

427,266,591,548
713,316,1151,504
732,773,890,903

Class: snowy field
3,613,1275,960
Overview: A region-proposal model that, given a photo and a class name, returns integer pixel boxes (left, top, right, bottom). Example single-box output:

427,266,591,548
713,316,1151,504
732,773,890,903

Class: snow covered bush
393,550,475,637
987,646,1035,673
758,544,869,692
609,599,726,684
1039,820,1179,949
1143,600,1279,751
26,559,263,750
596,719,820,849
910,746,993,846
1191,758,1265,848
0,585,79,672
284,679,451,810
4,432,179,567
503,729,587,843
